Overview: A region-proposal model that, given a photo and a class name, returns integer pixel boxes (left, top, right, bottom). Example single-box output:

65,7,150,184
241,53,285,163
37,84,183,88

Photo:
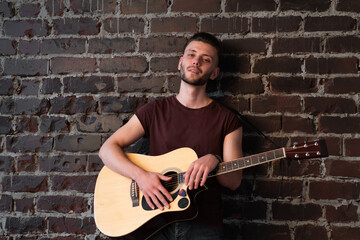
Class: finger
150,193,164,210
144,194,155,210
194,168,204,189
200,169,209,186
155,191,170,209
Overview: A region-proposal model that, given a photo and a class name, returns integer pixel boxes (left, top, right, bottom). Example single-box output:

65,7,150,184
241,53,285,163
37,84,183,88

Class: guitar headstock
285,140,328,160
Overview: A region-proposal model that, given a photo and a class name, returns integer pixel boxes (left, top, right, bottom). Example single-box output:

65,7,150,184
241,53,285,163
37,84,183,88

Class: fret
266,151,275,161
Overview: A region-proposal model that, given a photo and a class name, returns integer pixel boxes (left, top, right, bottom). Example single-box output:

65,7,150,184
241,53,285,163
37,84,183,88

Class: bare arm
98,115,173,210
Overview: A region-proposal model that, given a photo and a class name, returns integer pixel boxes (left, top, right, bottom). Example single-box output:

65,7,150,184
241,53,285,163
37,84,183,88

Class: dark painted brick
0,195,12,212
19,79,40,96
151,57,179,72
103,18,145,33
64,76,114,93
152,17,197,33
76,114,122,133
121,0,168,14
172,0,220,12
18,40,40,55
304,16,356,31
118,76,166,93
88,38,135,54
0,116,12,134
100,57,148,73
223,38,267,54
15,116,38,133
0,98,49,115
40,77,62,94
0,1,14,17
252,16,302,32
0,39,16,55
4,59,48,76
15,197,35,213
0,156,13,172
49,217,95,234
52,175,97,193
7,136,52,153
201,17,249,34
3,20,49,37
54,135,101,152
45,0,66,16
221,77,264,95
254,57,302,74
49,96,97,114
17,155,37,172
100,96,146,113
37,196,88,213
2,175,48,192
70,0,117,14
51,57,97,74
39,155,86,172
53,18,100,35
40,38,86,54
6,217,46,234
19,3,41,17
269,77,318,94
306,57,358,74
40,116,70,133
336,0,360,12
226,0,276,11
88,154,104,172
0,78,14,95
280,0,331,11
140,36,187,53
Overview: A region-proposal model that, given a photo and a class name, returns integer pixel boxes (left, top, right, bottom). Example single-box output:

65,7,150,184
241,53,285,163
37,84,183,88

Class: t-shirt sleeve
223,110,242,137
135,100,156,138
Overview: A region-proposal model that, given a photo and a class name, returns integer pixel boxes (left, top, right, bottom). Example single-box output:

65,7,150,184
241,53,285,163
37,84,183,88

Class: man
99,32,243,239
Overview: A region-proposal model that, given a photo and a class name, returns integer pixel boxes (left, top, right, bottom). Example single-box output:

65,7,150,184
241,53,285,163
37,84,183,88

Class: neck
176,81,211,109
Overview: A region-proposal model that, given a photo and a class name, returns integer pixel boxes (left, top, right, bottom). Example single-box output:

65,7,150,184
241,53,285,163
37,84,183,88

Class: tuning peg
292,142,298,148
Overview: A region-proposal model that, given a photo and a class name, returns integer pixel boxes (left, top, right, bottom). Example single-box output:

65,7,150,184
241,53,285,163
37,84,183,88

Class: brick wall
0,0,359,239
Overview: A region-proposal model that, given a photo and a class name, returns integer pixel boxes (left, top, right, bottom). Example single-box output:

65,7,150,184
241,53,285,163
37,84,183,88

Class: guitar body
94,147,204,239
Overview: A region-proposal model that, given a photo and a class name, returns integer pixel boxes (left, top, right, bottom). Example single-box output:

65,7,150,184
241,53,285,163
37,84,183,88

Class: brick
326,36,360,53
294,225,327,240
323,77,360,94
18,40,40,55
40,77,62,94
220,56,251,73
4,59,48,76
0,98,49,115
88,154,103,172
151,57,179,72
37,196,88,213
3,20,49,37
40,116,70,133
223,200,266,220
310,181,359,200
252,16,302,32
280,0,331,11
6,217,46,234
217,95,249,113
53,18,100,35
76,114,122,133
306,57,358,74
39,155,86,172
64,76,114,93
151,17,197,33
326,159,360,178
49,217,95,234
201,17,249,34
326,204,358,222
7,136,52,153
51,57,97,74
120,0,168,14
226,0,276,11
0,116,12,134
0,195,12,212
15,116,38,133
282,116,314,133
88,38,135,54
241,223,291,240
269,76,317,94
304,97,357,114
332,226,360,240
52,175,96,193
40,38,86,54
0,1,14,17
242,115,281,134
337,0,360,12
17,155,37,172
54,135,101,152
118,76,166,93
2,175,48,192
45,0,66,16
254,57,302,73
19,79,40,96
254,180,302,198
223,38,267,54
70,0,117,14
172,0,220,12
304,16,356,31
100,96,146,113
168,75,181,93
103,18,145,33
0,156,13,172
140,36,187,53
252,96,301,113
0,39,16,55
345,138,360,156
0,78,14,95
319,116,360,134
49,96,97,115
100,57,147,73
273,203,322,221
15,197,35,213
273,37,321,53
273,158,321,177
19,3,41,17
220,77,264,95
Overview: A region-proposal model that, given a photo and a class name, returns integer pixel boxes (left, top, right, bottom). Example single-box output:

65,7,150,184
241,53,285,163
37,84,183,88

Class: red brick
254,180,303,198
17,155,37,172
269,76,318,94
306,57,358,74
37,196,88,213
3,20,49,37
254,57,302,74
39,155,86,172
0,39,16,55
104,18,145,33
76,114,122,133
52,175,96,193
243,115,281,133
336,0,360,12
223,38,267,54
304,16,356,31
168,75,181,93
327,36,360,53
70,0,117,14
54,135,101,152
48,217,95,234
319,116,360,134
151,57,179,72
345,138,360,156
172,0,220,13
40,77,62,94
304,97,357,114
273,158,321,177
223,199,267,220
221,56,251,73
326,204,358,222
121,0,168,14
18,40,40,55
221,77,264,95
15,197,35,213
282,116,314,134
118,76,166,93
332,226,360,240
19,3,41,17
140,36,187,53
45,0,66,16
15,116,38,133
323,77,360,94
40,116,70,133
226,0,276,11
88,155,104,172
216,96,249,113
19,79,40,96
310,181,359,200
40,38,86,54
64,76,114,93
201,17,249,34
1,98,49,115
280,0,331,11
100,56,148,73
241,223,291,240
252,96,301,113
294,225,327,240
326,159,360,178
88,38,135,53
49,96,97,114
4,59,48,76
7,136,52,153
151,17,197,33
53,18,100,35
273,202,322,221
2,175,48,192
252,16,302,32
51,57,97,74
273,37,321,53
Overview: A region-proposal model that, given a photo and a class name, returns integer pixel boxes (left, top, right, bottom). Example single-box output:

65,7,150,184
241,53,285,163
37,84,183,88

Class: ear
178,57,183,71
209,67,220,80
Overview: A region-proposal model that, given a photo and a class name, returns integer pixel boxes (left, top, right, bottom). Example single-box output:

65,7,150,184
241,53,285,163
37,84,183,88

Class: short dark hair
183,32,222,65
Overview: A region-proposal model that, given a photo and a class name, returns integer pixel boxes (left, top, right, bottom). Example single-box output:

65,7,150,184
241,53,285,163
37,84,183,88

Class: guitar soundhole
161,171,178,193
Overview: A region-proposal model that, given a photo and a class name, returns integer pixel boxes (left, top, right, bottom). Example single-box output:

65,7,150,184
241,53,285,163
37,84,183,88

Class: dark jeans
148,221,223,240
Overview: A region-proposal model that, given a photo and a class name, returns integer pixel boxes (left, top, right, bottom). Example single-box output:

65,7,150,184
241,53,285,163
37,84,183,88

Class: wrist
211,153,223,163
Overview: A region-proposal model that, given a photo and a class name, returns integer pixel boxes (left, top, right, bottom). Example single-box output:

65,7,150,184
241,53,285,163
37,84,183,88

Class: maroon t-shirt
135,96,242,227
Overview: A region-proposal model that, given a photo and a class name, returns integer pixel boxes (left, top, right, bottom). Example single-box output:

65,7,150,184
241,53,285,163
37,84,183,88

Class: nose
192,57,200,66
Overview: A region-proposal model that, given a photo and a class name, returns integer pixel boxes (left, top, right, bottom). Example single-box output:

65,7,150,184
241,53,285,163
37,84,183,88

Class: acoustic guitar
94,140,328,239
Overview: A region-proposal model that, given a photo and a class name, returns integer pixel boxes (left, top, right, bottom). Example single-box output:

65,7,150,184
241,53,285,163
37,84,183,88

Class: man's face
178,41,220,86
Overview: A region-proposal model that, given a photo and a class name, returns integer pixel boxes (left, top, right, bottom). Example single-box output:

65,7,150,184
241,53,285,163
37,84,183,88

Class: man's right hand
135,171,173,210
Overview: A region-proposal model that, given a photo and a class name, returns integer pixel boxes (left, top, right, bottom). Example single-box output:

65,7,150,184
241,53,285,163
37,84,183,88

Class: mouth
187,67,201,74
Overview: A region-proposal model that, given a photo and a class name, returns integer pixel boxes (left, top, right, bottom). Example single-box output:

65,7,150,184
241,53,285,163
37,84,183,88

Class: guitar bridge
130,180,139,207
